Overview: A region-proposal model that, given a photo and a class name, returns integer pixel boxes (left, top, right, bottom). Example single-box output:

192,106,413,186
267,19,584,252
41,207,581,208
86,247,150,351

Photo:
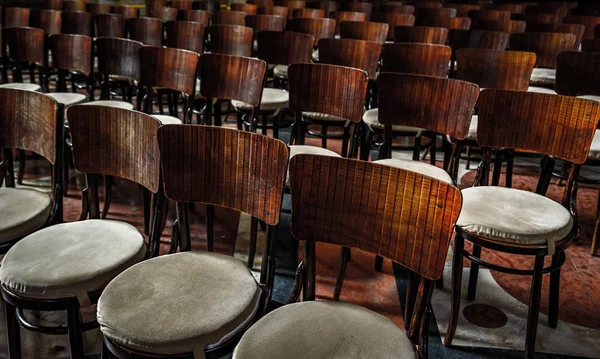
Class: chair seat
363,108,424,134
0,188,51,244
457,186,573,248
152,115,183,124
303,112,350,126
82,100,135,110
588,129,600,160
312,49,319,62
374,159,452,184
47,92,87,106
527,86,557,95
97,251,261,356
287,145,340,185
231,88,289,112
0,220,145,300
466,114,478,141
232,301,417,359
530,68,555,87
0,83,42,92
273,65,288,79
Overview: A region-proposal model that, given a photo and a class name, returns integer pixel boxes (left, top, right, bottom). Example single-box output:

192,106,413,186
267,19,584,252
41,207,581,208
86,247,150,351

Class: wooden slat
287,17,336,43
317,38,382,79
3,27,45,65
256,31,314,65
339,21,388,44
509,32,576,68
207,25,253,57
96,37,143,81
48,34,92,75
394,25,448,44
381,43,452,78
139,45,199,95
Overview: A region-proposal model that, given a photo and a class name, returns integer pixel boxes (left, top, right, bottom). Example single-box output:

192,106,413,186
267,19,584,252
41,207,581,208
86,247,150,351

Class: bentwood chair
525,24,586,49
127,17,164,47
95,13,127,38
415,7,457,27
61,11,93,36
149,6,179,22
329,11,366,35
257,5,289,19
448,29,509,77
3,7,30,28
444,90,600,359
339,21,389,44
287,17,335,63
86,2,111,15
181,9,211,25
99,125,289,359
371,12,415,40
47,34,93,105
394,25,448,44
63,0,86,12
564,15,600,40
207,25,254,57
245,14,286,32
30,9,63,35
171,0,194,10
1,105,163,358
213,10,248,26
232,154,462,359
44,0,63,10
113,5,139,19
379,3,415,14
0,27,46,93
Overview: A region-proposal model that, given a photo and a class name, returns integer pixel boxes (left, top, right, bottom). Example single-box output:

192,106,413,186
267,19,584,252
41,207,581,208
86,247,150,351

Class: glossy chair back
95,13,127,38
382,43,452,77
127,17,163,46
3,7,30,27
318,38,382,79
287,17,336,43
339,21,388,44
256,31,314,65
180,9,210,25
509,32,576,68
165,20,205,54
371,12,415,39
394,25,448,44
62,11,92,36
246,14,286,32
555,51,600,97
30,9,62,35
213,10,247,25
207,25,254,57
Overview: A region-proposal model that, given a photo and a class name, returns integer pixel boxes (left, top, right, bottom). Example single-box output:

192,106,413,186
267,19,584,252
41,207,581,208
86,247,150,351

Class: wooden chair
3,7,30,28
329,11,367,35
446,3,480,17
287,17,335,44
0,105,163,358
30,9,62,35
371,12,415,40
127,17,163,46
525,23,585,48
313,0,339,17
207,25,253,56
43,0,63,10
149,6,178,22
257,5,289,19
448,29,510,76
137,45,198,124
510,32,577,88
99,124,289,359
193,0,219,13
86,2,111,15
95,37,142,106
564,15,600,39
245,14,286,32
428,16,472,30
61,11,92,36
63,0,86,12
180,9,210,25
232,3,259,15
444,90,600,359
213,10,248,26
292,8,325,19
232,153,462,359
113,5,139,19
278,0,306,19
47,34,93,104
95,13,127,38
379,3,416,14
165,20,205,54
171,0,194,10
415,7,457,27
0,27,46,93
394,25,448,44
339,21,389,44
343,2,373,19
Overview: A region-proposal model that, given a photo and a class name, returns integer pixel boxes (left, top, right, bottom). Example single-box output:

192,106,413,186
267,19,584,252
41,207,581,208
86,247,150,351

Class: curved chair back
382,43,452,78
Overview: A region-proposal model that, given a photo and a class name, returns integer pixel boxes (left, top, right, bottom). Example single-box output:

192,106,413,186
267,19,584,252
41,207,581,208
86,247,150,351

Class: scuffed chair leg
67,307,85,359
466,244,482,301
248,217,258,269
548,252,562,328
101,175,113,219
17,149,25,185
334,246,350,301
444,234,464,347
592,192,600,256
525,256,544,359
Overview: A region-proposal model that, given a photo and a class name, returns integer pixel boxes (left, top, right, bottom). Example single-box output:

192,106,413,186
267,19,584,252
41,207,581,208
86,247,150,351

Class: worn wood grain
394,25,448,44
509,32,576,68
208,25,253,57
318,38,382,79
127,17,163,46
49,34,92,75
96,37,142,81
257,5,288,19
339,21,388,44
371,12,415,39
382,43,452,77
95,13,127,38
246,14,286,32
3,27,45,65
139,45,198,95
165,20,205,54
31,9,62,35
555,51,600,97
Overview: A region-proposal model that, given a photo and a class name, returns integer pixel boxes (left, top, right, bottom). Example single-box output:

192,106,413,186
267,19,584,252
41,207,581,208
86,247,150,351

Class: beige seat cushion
466,114,478,141
82,100,135,110
375,159,453,184
152,114,183,125
97,251,261,356
47,92,87,106
0,83,42,92
303,111,350,126
232,301,417,359
0,188,51,244
457,186,573,251
588,129,600,160
312,49,319,62
231,88,289,112
530,68,555,87
287,145,341,186
528,86,557,95
0,220,145,300
578,95,600,102
363,108,424,134
273,65,288,79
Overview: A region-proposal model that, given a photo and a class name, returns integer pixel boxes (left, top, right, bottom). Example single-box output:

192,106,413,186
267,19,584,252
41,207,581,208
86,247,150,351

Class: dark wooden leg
273,112,280,139
206,204,215,252
436,276,444,289
4,301,21,359
321,125,327,148
525,256,544,359
413,136,421,161
302,240,316,301
592,192,600,256
236,112,243,131
430,135,437,165
157,93,164,115
506,150,514,188
101,339,113,359
466,244,481,301
67,307,85,359
101,175,113,219
248,216,258,269
262,114,268,136
141,187,150,236
341,126,349,158
360,128,373,161
214,100,222,127
375,255,383,272
333,246,350,301
548,252,561,328
444,234,464,347
17,149,25,185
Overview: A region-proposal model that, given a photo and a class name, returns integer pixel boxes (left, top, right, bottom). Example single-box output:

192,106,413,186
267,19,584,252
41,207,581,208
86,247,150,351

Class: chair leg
436,276,444,289
360,128,373,161
321,125,328,148
273,112,280,139
341,126,350,158
592,192,600,256
67,307,85,358
334,246,350,301
430,135,437,165
248,217,258,269
101,175,113,219
101,338,114,359
444,234,464,347
548,252,562,328
4,301,21,359
525,256,544,359
466,244,481,301
375,255,383,272
17,149,25,185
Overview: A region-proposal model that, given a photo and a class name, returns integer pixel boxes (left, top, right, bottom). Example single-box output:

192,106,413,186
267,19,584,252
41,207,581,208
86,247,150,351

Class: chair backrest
469,9,511,22
485,3,525,14
127,17,163,47
448,29,509,52
149,6,178,22
377,73,478,140
48,34,92,75
289,154,462,282
525,23,585,48
63,0,85,12
113,6,138,19
370,12,415,39
382,43,452,77
165,20,205,54
231,3,259,15
379,4,416,14
198,53,266,107
414,0,443,9
44,0,63,10
293,8,325,19
446,3,480,17
394,25,448,44
456,49,536,91
315,0,340,17
246,14,286,32
318,38,382,79
86,2,111,14
473,19,526,34
180,9,210,25
428,15,471,30
95,13,127,38
279,0,307,18
329,11,367,35
213,10,247,26
96,37,143,81
3,27,45,65
0,89,58,166
207,25,253,57
193,0,218,13
509,32,576,68
343,2,373,17
564,15,600,39
61,11,92,36
582,38,600,52
30,9,62,35
138,46,198,95
415,7,457,27
339,21,388,44
256,31,314,65
158,125,289,226
67,106,161,193
287,18,336,43
171,0,194,10
288,63,368,124
524,13,562,26
555,51,600,97
3,7,30,28
477,89,600,165
257,6,289,19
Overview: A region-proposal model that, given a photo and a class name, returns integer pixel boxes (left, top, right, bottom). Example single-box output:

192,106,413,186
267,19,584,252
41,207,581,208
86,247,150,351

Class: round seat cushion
303,112,350,126
231,88,289,112
0,220,145,300
273,65,288,79
47,92,87,106
287,145,341,186
530,68,555,87
457,186,573,250
81,100,135,110
97,251,261,356
587,129,600,160
152,115,183,125
0,188,51,244
362,109,424,134
466,114,478,141
232,301,417,359
375,159,452,184
0,83,42,92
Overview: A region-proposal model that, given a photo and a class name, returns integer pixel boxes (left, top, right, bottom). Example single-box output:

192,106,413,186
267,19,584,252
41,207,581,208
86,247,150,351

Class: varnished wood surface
318,38,382,79
582,39,600,52
246,14,286,32
67,106,161,193
213,10,248,26
330,11,367,36
555,51,600,97
113,6,138,19
477,89,600,165
411,0,443,9
370,12,415,39
139,45,199,95
3,7,30,27
525,24,585,48
165,20,205,54
127,17,164,47
382,43,452,78
446,3,480,17
193,0,218,13
148,6,178,22
456,49,535,91
509,32,576,68
339,21,388,44
256,31,314,65
469,9,511,22
379,4,416,15
279,0,306,19
3,27,45,65
287,18,335,43
394,25,448,44
473,19,526,33
288,63,368,124
415,7,457,27
95,14,127,38
207,25,253,57
96,37,143,81
199,53,266,107
171,0,194,10
63,0,85,12
257,6,288,19
315,0,339,17
48,34,92,75
292,8,325,19
43,0,63,10
180,9,210,25
157,125,289,226
377,73,479,140
0,89,58,164
61,11,92,36
564,15,600,40
289,153,462,281
86,3,111,15
30,9,62,35
343,2,373,17
429,16,471,30
231,3,258,15
448,29,509,51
